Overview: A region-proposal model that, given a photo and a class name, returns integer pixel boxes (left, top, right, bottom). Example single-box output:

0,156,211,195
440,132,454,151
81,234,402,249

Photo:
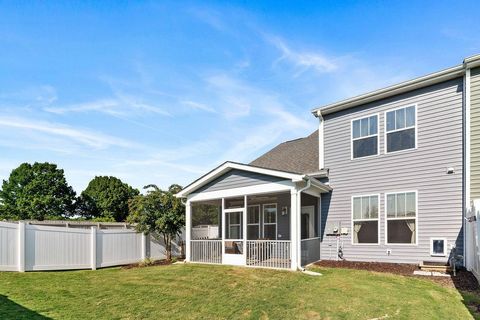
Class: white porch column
221,198,225,263
290,189,299,270
243,195,248,266
185,199,191,262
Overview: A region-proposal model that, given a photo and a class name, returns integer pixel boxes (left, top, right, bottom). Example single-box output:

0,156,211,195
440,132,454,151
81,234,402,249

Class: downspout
464,64,471,268
296,177,311,271
317,111,325,170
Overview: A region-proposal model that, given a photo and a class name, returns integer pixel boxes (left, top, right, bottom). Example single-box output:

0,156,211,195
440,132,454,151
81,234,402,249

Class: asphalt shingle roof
249,130,319,174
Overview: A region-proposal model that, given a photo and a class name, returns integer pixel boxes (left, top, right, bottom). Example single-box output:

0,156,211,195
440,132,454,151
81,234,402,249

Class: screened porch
188,192,321,270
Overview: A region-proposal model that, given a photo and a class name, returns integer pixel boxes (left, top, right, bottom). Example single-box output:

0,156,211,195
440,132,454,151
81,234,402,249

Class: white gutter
312,64,464,116
312,54,480,117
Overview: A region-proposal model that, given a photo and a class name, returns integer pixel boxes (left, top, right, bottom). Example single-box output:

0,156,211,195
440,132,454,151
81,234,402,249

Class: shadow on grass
0,295,51,320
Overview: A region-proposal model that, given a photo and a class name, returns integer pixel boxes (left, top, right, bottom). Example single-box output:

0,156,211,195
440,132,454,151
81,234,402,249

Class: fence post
91,227,97,270
141,233,147,261
18,221,25,272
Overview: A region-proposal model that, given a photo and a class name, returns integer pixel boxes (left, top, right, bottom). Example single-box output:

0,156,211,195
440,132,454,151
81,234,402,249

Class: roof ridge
280,129,318,145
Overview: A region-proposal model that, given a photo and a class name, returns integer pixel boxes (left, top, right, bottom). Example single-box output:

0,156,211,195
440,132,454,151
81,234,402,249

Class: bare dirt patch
121,259,172,269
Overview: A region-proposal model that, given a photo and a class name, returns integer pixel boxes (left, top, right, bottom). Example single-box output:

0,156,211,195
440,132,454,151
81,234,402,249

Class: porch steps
419,262,451,273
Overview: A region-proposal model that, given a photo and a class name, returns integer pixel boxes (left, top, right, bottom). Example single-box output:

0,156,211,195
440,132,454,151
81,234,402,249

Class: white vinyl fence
191,225,219,239
466,200,480,281
0,221,183,272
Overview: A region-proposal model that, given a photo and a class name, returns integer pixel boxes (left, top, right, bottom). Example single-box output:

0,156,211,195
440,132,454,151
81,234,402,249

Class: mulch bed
121,259,172,269
315,260,417,276
314,260,479,291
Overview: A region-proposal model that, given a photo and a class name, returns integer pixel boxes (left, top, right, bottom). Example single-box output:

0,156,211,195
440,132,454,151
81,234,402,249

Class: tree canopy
128,184,185,260
0,162,76,220
79,176,139,222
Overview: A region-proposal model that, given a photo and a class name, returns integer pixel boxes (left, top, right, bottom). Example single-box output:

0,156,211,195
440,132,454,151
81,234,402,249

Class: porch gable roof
176,161,331,198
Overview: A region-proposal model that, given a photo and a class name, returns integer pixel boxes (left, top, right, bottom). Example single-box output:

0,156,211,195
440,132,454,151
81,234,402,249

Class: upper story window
385,105,416,153
351,114,378,159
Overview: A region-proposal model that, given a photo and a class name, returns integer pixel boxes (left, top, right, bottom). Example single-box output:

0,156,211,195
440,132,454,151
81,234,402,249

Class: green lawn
0,264,475,319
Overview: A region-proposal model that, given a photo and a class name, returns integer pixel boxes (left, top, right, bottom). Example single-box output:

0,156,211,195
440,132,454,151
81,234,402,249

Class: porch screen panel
263,204,277,240
191,200,221,240
247,205,260,240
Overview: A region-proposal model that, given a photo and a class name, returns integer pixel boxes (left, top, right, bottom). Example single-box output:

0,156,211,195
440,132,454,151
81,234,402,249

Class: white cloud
205,74,259,118
267,35,338,75
200,73,313,162
181,100,216,113
0,116,133,149
0,85,58,109
44,96,170,117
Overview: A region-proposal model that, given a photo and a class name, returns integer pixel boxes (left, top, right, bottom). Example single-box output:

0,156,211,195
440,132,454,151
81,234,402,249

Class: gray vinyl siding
196,169,285,193
321,78,464,264
471,67,480,199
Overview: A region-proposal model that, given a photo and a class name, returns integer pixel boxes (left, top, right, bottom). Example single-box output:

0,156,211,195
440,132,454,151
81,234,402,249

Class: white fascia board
464,54,480,69
308,177,332,193
176,161,305,198
311,64,464,117
187,180,295,202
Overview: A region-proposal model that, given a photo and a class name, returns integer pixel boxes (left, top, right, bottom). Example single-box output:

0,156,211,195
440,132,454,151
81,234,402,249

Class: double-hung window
263,204,277,240
352,195,379,244
352,115,378,159
385,105,416,153
386,191,417,244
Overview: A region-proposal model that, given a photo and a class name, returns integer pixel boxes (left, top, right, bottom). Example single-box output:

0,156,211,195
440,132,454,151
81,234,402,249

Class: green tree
79,176,139,222
0,162,76,220
128,184,185,260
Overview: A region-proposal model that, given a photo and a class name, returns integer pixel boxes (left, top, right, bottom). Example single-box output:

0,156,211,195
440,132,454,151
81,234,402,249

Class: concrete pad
413,270,432,276
413,270,451,277
431,271,450,277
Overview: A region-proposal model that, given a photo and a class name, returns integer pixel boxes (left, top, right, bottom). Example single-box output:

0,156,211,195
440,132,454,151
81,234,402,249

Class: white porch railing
246,240,291,269
190,240,222,264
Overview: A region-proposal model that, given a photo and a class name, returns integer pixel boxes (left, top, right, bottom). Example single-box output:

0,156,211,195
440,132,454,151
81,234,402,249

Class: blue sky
0,1,479,193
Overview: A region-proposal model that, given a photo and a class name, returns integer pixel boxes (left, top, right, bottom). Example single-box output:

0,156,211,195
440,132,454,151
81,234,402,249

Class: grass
0,264,475,319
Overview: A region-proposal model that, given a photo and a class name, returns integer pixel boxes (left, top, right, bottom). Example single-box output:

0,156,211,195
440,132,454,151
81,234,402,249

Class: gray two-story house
176,53,480,271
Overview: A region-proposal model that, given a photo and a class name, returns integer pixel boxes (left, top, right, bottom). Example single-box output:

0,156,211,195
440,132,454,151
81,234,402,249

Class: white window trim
350,113,380,160
247,204,261,239
430,237,447,257
384,104,418,155
351,194,380,245
384,190,418,246
262,203,277,240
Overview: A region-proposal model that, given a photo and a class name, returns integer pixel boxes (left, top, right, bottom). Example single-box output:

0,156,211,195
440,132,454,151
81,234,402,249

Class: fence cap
5,220,135,230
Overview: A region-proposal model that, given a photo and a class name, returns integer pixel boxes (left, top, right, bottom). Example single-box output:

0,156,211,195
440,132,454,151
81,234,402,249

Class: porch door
301,206,315,239
223,208,246,265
